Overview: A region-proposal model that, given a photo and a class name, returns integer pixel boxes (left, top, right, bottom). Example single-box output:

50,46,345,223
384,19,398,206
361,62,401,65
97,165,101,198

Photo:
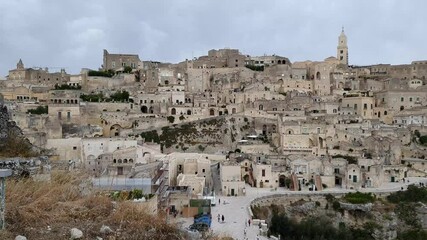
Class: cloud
1,0,427,77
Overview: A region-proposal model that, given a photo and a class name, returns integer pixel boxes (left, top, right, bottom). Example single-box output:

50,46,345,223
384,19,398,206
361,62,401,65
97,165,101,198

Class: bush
179,115,185,121
27,105,48,115
167,116,175,123
88,69,115,77
332,201,341,211
109,90,129,102
80,93,105,102
245,65,264,71
387,185,427,203
420,135,427,145
343,192,375,204
123,66,133,73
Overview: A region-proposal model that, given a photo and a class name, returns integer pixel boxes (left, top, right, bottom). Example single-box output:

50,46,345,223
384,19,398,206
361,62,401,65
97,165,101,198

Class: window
334,168,340,174
401,97,404,102
349,175,351,179
363,103,367,110
202,169,205,173
73,146,77,150
262,169,265,177
409,97,413,102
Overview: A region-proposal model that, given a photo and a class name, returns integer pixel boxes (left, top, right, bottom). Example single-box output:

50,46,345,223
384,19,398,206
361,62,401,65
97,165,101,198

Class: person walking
217,214,220,222
221,215,225,223
248,219,251,226
219,198,221,205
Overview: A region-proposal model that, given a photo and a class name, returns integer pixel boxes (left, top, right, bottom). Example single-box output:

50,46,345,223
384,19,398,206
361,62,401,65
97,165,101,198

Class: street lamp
0,169,12,230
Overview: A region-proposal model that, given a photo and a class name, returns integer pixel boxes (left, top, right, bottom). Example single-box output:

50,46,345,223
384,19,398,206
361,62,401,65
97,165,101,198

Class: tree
123,66,133,73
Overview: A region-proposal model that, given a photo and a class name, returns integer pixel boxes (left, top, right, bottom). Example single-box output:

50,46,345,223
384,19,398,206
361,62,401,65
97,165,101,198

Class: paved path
182,177,427,240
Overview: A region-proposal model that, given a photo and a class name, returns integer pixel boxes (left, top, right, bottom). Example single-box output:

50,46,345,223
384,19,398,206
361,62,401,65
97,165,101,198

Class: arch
149,107,154,114
187,109,192,115
113,159,117,163
123,159,128,163
279,175,286,187
129,159,133,163
224,109,229,115
141,105,148,113
259,105,264,111
209,109,215,116
171,108,176,115
316,72,321,80
277,60,282,64
110,124,122,137
118,159,122,163
384,111,388,116
400,106,404,111
232,108,236,114
286,129,294,135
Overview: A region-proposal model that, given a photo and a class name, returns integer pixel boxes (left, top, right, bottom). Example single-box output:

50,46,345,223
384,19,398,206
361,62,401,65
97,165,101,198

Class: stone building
102,49,142,71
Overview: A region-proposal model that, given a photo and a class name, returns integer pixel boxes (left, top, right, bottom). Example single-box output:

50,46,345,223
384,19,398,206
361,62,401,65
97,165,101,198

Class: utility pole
0,169,12,230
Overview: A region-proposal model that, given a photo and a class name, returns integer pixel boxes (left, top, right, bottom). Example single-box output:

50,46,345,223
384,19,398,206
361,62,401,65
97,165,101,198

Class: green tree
123,66,133,73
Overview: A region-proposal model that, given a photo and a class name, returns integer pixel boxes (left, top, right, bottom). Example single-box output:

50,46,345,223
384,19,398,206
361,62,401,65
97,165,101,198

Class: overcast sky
1,0,426,77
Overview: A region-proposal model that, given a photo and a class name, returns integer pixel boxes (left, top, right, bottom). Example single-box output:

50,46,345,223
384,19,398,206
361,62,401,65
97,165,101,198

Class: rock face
339,202,373,212
70,228,83,239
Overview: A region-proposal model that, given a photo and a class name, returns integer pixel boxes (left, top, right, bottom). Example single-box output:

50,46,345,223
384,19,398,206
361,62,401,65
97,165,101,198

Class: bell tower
337,27,348,66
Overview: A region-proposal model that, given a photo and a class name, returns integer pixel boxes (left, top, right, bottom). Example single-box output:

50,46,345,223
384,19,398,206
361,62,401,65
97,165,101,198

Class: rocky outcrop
339,202,373,212
0,101,36,157
70,228,83,239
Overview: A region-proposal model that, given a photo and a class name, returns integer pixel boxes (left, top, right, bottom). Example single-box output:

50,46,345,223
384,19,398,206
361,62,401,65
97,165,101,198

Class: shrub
420,135,427,145
27,105,48,115
167,116,175,123
179,115,185,121
88,69,115,77
387,185,427,203
343,192,375,204
332,201,341,211
109,90,129,102
245,65,264,71
123,66,132,73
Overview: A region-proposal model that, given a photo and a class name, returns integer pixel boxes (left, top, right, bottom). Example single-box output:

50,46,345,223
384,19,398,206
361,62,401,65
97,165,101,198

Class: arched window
118,159,122,163
384,111,388,116
123,159,128,163
171,108,176,115
316,72,321,80
113,159,117,163
259,105,264,111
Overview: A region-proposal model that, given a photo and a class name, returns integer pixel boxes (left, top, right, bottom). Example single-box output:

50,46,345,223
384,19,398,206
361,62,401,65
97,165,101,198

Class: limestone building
102,49,142,71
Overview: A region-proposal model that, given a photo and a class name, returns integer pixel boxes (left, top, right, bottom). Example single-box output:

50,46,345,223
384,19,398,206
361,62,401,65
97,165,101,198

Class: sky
0,0,426,77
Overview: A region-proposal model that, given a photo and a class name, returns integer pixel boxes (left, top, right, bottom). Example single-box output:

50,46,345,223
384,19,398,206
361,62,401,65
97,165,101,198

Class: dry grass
1,171,185,240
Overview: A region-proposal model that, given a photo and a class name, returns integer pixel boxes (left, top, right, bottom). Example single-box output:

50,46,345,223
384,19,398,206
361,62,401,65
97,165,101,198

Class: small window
262,169,265,177
202,169,205,173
